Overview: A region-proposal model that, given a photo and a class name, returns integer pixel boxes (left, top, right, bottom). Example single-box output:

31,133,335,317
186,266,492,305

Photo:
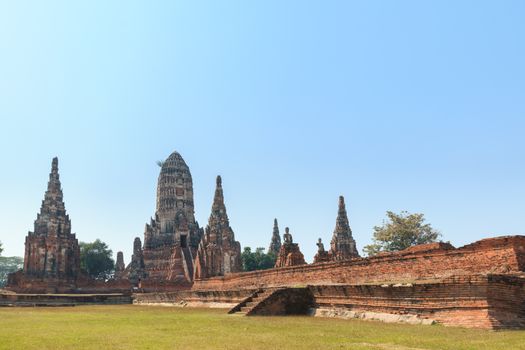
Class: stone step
253,292,272,299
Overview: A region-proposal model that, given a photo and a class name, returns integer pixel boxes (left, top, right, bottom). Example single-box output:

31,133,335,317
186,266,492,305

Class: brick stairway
228,289,276,316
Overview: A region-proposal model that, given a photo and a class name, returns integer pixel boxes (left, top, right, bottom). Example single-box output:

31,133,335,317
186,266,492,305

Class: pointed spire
268,218,281,255
45,157,63,200
51,157,58,174
196,175,242,278
207,175,232,244
32,157,70,237
335,195,351,235
211,175,227,219
329,195,359,260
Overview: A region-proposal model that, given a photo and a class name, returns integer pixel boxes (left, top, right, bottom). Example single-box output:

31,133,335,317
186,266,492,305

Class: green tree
79,239,115,280
0,241,3,256
0,256,23,287
364,211,441,256
241,247,276,272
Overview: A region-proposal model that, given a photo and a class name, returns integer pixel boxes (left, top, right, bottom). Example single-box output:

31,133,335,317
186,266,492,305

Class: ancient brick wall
0,292,131,306
248,288,314,316
6,271,132,294
133,289,256,308
193,236,525,291
309,274,525,329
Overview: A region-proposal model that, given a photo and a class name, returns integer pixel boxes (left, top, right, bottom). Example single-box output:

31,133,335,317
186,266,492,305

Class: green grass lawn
1,305,525,350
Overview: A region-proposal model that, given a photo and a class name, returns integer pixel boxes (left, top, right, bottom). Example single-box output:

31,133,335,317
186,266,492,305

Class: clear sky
0,1,524,263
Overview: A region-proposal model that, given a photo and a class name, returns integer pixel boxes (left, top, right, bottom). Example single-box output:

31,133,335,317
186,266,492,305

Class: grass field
1,306,525,350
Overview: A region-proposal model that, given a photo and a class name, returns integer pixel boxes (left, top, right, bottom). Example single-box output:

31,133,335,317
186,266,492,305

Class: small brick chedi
274,227,306,268
194,176,242,279
8,158,81,292
328,195,359,261
141,151,204,285
315,195,359,263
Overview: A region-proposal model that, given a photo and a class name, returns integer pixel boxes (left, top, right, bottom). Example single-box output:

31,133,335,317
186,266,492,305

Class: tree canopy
79,239,115,280
363,211,441,256
241,247,276,272
0,256,23,288
0,241,3,256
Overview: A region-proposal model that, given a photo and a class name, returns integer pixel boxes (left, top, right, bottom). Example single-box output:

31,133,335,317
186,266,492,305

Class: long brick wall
310,274,525,329
193,236,525,291
133,289,257,308
0,292,131,306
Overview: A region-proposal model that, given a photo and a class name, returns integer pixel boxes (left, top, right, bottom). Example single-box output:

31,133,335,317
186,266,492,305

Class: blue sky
0,1,524,262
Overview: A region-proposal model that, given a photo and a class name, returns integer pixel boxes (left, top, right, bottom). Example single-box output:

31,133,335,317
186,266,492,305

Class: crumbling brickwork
194,176,242,279
274,227,306,268
123,237,146,286
142,151,203,285
328,196,359,260
7,158,81,293
193,236,525,291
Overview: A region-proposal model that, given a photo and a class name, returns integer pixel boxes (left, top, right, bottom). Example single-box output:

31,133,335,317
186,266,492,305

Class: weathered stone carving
194,176,242,279
275,227,306,268
268,218,281,256
328,196,359,261
314,238,330,263
141,151,203,284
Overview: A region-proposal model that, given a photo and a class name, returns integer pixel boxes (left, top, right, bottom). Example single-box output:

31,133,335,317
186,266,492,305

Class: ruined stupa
194,176,242,279
328,196,359,260
7,157,81,292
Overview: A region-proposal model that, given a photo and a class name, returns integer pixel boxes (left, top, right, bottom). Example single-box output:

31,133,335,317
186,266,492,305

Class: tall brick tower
142,151,203,284
194,176,241,279
268,218,281,255
328,195,359,260
8,157,81,292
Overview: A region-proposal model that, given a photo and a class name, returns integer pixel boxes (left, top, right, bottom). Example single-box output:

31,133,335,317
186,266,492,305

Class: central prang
126,150,241,287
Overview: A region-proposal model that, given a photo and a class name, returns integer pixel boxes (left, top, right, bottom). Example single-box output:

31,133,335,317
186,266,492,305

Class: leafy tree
241,247,276,272
79,239,115,280
0,241,3,256
0,256,23,287
364,211,440,256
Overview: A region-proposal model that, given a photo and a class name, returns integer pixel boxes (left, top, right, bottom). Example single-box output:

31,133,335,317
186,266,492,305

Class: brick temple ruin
5,151,525,329
7,158,81,292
